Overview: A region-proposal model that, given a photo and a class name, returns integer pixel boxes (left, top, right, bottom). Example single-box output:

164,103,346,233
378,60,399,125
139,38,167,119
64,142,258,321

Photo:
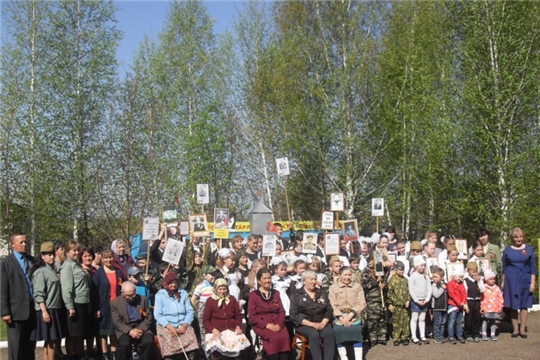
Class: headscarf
162,272,180,298
211,278,230,307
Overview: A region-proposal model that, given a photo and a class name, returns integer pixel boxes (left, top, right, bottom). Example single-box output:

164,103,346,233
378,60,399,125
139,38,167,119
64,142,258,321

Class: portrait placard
162,206,178,225
281,250,295,272
475,258,490,276
371,198,384,217
179,220,189,236
426,257,439,278
321,211,334,230
214,208,229,229
262,235,276,257
162,238,184,265
374,250,384,276
276,157,290,176
455,239,469,260
446,262,465,282
324,233,340,255
330,193,344,212
302,233,317,254
342,219,359,242
197,184,209,204
189,213,209,237
142,217,160,240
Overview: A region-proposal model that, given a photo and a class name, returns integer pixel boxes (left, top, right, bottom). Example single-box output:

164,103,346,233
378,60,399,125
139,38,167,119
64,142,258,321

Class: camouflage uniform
351,268,362,284
387,274,410,341
361,267,387,344
320,269,340,293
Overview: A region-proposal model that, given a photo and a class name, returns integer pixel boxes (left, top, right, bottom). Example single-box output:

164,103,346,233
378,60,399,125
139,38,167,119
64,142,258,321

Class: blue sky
115,0,244,71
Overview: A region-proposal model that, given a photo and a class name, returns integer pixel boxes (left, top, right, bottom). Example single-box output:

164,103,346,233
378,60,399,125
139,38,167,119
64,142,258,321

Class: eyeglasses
122,293,136,299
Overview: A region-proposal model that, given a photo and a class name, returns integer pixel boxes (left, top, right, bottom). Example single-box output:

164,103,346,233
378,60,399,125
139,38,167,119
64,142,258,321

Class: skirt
99,316,115,336
204,329,250,358
66,303,91,337
410,301,429,313
156,324,199,357
31,308,67,342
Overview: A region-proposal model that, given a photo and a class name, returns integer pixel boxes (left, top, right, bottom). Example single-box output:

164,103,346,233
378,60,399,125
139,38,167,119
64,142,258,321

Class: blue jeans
433,311,447,339
447,309,464,339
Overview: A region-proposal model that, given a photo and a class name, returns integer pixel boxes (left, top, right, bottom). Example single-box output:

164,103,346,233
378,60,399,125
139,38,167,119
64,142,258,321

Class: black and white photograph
342,219,359,241
189,213,209,237
275,157,290,176
330,192,344,212
324,233,340,255
455,239,469,260
302,233,317,254
214,208,229,229
371,198,384,217
321,211,334,230
426,257,439,278
162,238,184,265
197,183,209,204
262,235,276,257
475,258,490,277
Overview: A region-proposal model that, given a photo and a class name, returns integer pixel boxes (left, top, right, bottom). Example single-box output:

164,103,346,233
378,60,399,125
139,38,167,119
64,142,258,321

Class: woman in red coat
203,278,250,359
248,269,291,360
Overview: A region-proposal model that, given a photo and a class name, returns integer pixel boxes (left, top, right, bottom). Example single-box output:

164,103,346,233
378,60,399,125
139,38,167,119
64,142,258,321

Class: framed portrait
371,198,384,217
324,233,340,255
196,184,209,204
214,208,229,229
189,213,209,237
321,211,334,230
455,239,469,260
178,220,189,236
262,235,276,257
446,262,465,282
426,257,439,278
162,205,178,225
276,157,290,176
475,258,490,276
387,252,397,264
281,250,295,272
342,219,358,242
302,233,317,254
374,250,385,276
330,192,344,212
162,238,184,265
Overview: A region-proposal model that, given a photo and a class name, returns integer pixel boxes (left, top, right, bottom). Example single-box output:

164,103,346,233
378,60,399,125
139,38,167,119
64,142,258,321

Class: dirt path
1,312,539,360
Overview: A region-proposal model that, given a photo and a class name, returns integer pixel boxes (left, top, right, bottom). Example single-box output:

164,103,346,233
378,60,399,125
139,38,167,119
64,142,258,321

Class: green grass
0,320,6,341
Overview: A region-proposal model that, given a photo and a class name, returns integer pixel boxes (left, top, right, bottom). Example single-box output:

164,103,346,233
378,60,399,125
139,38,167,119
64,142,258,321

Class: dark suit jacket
110,294,153,340
92,267,126,330
0,252,34,321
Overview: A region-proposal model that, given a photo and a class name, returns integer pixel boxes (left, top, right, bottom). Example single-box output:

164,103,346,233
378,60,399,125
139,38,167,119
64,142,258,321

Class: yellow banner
207,221,323,232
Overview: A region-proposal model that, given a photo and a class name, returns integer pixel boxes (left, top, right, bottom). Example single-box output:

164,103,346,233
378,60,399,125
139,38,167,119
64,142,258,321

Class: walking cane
177,334,190,360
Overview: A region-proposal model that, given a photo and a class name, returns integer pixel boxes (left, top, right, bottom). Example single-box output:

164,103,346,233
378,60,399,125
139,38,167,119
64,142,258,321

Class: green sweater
32,264,63,311
60,257,91,309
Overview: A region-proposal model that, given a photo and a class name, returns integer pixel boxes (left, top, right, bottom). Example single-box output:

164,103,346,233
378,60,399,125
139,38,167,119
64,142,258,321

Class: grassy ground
0,320,6,341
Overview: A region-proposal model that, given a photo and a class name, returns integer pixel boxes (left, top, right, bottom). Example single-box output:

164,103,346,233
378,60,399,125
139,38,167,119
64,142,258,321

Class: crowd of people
0,223,537,360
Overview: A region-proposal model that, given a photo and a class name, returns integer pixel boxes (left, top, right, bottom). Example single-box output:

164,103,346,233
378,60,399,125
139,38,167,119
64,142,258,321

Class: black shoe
520,333,528,339
411,339,422,345
511,333,519,338
393,341,400,346
401,339,409,346
378,340,387,345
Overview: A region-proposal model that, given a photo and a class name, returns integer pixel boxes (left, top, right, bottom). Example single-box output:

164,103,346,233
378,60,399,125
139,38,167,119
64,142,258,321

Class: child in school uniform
446,265,467,344
431,268,448,343
480,269,503,341
408,255,432,345
463,261,484,342
387,261,410,346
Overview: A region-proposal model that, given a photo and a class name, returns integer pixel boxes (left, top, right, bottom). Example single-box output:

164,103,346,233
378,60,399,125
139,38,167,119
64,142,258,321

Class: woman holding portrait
502,227,537,338
290,270,334,360
248,269,290,360
328,266,366,360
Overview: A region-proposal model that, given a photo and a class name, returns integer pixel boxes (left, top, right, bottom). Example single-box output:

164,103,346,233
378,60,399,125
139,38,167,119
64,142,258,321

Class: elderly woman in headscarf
154,272,199,360
203,278,250,359
111,239,136,278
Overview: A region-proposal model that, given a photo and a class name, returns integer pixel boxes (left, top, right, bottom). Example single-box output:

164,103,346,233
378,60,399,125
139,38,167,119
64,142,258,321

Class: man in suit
111,281,157,360
274,223,289,250
0,233,36,360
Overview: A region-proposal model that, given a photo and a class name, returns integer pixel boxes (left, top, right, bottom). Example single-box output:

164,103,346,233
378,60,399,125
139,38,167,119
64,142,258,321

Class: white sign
276,157,290,176
262,235,276,257
371,198,384,217
179,220,189,236
197,184,209,204
324,233,340,255
162,238,184,265
142,217,160,240
321,211,334,230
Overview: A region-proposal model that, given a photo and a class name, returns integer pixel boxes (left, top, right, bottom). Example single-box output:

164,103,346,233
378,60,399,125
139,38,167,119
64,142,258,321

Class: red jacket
203,296,242,333
447,279,467,308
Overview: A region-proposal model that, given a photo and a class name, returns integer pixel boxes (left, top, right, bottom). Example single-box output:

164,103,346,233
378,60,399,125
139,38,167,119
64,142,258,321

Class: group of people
0,223,537,360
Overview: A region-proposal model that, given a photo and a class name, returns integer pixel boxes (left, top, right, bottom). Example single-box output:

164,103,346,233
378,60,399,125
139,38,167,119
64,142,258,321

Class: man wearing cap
387,261,410,346
127,266,150,303
0,233,36,360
